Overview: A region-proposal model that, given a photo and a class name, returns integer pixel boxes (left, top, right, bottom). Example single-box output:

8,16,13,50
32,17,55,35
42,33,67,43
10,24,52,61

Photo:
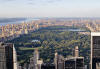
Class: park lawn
19,47,42,51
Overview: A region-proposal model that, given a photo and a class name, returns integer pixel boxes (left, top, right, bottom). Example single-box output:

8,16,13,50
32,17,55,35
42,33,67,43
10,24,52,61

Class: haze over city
0,0,100,17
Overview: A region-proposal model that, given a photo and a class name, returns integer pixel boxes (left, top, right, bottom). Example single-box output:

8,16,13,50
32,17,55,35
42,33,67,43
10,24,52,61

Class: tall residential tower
0,42,18,69
91,32,100,69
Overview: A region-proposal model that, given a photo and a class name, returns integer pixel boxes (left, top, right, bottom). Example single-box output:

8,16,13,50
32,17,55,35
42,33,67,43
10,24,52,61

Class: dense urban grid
0,18,100,41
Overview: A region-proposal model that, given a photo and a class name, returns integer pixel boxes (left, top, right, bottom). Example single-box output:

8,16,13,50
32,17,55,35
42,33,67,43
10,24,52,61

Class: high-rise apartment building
54,46,84,69
1,26,5,37
0,42,18,69
54,52,65,69
91,32,100,69
28,48,43,69
75,46,79,57
65,46,84,69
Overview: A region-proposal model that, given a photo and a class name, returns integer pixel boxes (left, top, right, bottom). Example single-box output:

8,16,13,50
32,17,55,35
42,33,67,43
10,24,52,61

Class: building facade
28,48,43,69
91,32,100,69
0,42,18,69
54,52,65,69
65,57,84,69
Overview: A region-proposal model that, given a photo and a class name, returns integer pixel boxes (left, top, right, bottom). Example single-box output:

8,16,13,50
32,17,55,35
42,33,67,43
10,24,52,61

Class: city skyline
0,0,100,17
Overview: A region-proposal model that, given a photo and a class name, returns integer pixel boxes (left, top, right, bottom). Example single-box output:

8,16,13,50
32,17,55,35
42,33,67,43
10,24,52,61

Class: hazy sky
0,0,100,17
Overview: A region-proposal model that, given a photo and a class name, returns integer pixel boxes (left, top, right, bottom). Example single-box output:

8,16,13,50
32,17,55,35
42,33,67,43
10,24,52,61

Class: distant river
0,18,40,26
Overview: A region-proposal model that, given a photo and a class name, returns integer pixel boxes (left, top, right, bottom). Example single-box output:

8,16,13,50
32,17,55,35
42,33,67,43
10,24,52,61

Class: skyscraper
24,24,28,34
75,46,79,57
34,48,39,69
0,42,18,69
91,32,100,69
65,46,84,69
54,52,58,69
1,26,5,37
28,48,43,69
54,52,65,69
11,24,15,36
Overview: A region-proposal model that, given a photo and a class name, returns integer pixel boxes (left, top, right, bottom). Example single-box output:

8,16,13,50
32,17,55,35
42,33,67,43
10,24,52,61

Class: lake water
51,29,85,32
62,29,85,32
